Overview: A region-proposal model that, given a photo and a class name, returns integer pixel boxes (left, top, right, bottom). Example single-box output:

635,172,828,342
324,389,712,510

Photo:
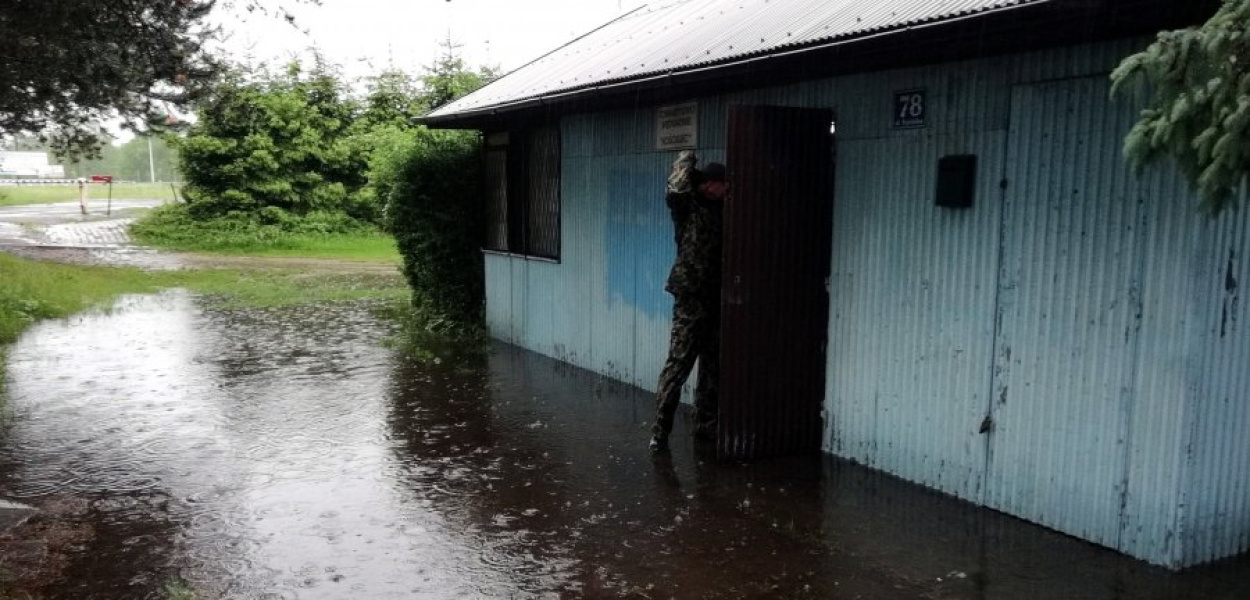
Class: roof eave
422,0,1215,129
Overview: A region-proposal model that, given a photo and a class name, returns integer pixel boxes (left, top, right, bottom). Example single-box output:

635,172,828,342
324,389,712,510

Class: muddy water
2,293,1248,599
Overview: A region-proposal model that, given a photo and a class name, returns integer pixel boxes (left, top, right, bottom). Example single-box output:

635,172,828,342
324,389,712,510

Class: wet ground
2,202,1249,598
0,199,160,242
0,199,189,271
1,294,1248,599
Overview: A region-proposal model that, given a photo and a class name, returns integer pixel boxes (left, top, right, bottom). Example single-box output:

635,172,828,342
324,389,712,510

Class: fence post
77,179,87,215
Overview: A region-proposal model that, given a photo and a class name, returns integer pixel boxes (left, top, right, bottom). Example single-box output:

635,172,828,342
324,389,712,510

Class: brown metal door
719,105,834,459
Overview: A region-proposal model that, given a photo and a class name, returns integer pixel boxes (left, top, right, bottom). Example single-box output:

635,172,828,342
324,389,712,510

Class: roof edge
422,0,1055,127
423,0,1215,129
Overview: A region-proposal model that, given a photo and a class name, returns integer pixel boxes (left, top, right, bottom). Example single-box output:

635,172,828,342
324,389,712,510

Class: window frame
481,126,561,262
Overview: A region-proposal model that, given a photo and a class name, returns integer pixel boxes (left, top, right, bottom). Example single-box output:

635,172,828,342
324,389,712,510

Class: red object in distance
90,175,114,183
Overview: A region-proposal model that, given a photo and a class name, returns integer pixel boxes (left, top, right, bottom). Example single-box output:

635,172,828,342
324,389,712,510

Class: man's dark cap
702,162,727,183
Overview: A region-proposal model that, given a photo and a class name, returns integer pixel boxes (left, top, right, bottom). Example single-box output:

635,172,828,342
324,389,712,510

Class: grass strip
0,183,181,207
0,252,408,345
176,233,399,262
130,204,400,263
0,253,167,344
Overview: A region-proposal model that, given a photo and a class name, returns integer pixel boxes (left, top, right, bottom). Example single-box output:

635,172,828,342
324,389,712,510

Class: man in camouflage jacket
650,151,728,450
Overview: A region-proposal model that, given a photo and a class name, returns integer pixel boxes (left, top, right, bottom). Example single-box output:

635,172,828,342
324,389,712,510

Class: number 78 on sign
893,89,927,129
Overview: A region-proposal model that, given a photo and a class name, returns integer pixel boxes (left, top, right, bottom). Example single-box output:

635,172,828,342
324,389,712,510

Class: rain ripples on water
2,290,1247,599
0,291,588,599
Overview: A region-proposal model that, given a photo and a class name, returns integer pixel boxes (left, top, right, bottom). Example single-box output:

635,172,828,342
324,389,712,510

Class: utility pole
147,136,156,183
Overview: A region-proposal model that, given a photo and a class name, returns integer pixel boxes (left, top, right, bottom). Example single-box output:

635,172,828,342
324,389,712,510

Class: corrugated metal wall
986,75,1194,561
1183,189,1250,566
482,37,1250,568
486,107,723,396
823,68,1008,504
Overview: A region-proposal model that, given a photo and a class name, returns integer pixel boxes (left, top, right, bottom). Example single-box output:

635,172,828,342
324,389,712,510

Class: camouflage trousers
652,292,720,440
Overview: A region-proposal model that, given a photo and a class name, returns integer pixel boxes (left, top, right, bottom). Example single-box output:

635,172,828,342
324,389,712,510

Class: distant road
0,198,166,226
0,199,165,245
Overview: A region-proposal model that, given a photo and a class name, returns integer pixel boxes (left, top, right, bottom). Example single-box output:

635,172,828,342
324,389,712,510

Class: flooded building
424,0,1249,569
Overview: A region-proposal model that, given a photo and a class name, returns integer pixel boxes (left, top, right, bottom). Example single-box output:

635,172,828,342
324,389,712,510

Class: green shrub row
381,128,485,336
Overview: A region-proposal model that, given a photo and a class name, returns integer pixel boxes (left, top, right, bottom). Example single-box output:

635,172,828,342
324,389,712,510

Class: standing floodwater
1,292,1248,599
1,291,593,599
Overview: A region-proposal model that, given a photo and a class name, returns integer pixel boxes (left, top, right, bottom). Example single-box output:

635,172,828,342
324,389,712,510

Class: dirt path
179,252,401,274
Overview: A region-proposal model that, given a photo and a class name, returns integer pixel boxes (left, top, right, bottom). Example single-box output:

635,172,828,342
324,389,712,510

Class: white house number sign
893,89,927,129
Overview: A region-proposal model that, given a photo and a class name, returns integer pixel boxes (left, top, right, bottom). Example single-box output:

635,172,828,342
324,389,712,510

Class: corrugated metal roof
428,0,1052,120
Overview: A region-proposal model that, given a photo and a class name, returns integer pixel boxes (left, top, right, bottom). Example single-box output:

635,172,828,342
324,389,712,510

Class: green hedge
382,128,484,335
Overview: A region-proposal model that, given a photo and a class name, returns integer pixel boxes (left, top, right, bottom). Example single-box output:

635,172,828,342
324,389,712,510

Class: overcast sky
215,0,647,80
104,1,646,143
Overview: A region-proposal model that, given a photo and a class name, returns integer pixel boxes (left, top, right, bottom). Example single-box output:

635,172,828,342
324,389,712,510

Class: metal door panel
987,77,1145,546
721,105,835,459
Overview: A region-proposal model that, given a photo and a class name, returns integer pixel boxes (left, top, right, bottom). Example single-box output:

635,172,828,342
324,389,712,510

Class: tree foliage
421,40,499,112
0,0,218,161
175,62,373,221
1111,0,1250,213
167,42,495,331
379,42,496,333
0,0,320,162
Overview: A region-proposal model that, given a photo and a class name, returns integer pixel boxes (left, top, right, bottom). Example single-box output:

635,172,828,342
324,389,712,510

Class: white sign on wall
656,102,698,150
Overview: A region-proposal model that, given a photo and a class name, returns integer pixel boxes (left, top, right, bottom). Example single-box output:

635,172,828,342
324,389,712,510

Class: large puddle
1,292,1247,599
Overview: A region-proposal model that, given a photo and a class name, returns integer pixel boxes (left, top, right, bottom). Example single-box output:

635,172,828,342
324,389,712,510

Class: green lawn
0,252,168,344
0,183,181,206
182,232,401,262
129,204,401,263
0,252,408,346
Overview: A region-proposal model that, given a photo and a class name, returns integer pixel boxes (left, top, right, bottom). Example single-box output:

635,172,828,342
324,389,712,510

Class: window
483,126,561,260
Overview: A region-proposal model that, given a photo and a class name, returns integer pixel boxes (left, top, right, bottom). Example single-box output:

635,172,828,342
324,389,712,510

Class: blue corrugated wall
482,38,1250,568
485,108,725,394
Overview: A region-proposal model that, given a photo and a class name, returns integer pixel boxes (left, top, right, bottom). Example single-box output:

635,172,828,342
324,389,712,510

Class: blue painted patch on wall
606,168,674,320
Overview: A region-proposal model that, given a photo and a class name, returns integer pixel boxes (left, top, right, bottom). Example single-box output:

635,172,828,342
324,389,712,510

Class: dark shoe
649,433,669,452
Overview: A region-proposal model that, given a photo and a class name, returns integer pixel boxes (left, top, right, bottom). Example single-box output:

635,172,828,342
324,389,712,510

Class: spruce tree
1111,0,1250,213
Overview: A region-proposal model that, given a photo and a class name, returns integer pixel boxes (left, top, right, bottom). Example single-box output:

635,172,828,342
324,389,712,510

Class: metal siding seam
1132,175,1195,565
1114,95,1151,554
1186,200,1250,565
1184,213,1214,566
571,154,597,371
1234,202,1250,562
628,110,641,390
828,141,857,460
566,117,597,370
1223,203,1250,561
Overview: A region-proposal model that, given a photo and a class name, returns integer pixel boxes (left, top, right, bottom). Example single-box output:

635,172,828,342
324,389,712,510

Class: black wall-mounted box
936,155,977,208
